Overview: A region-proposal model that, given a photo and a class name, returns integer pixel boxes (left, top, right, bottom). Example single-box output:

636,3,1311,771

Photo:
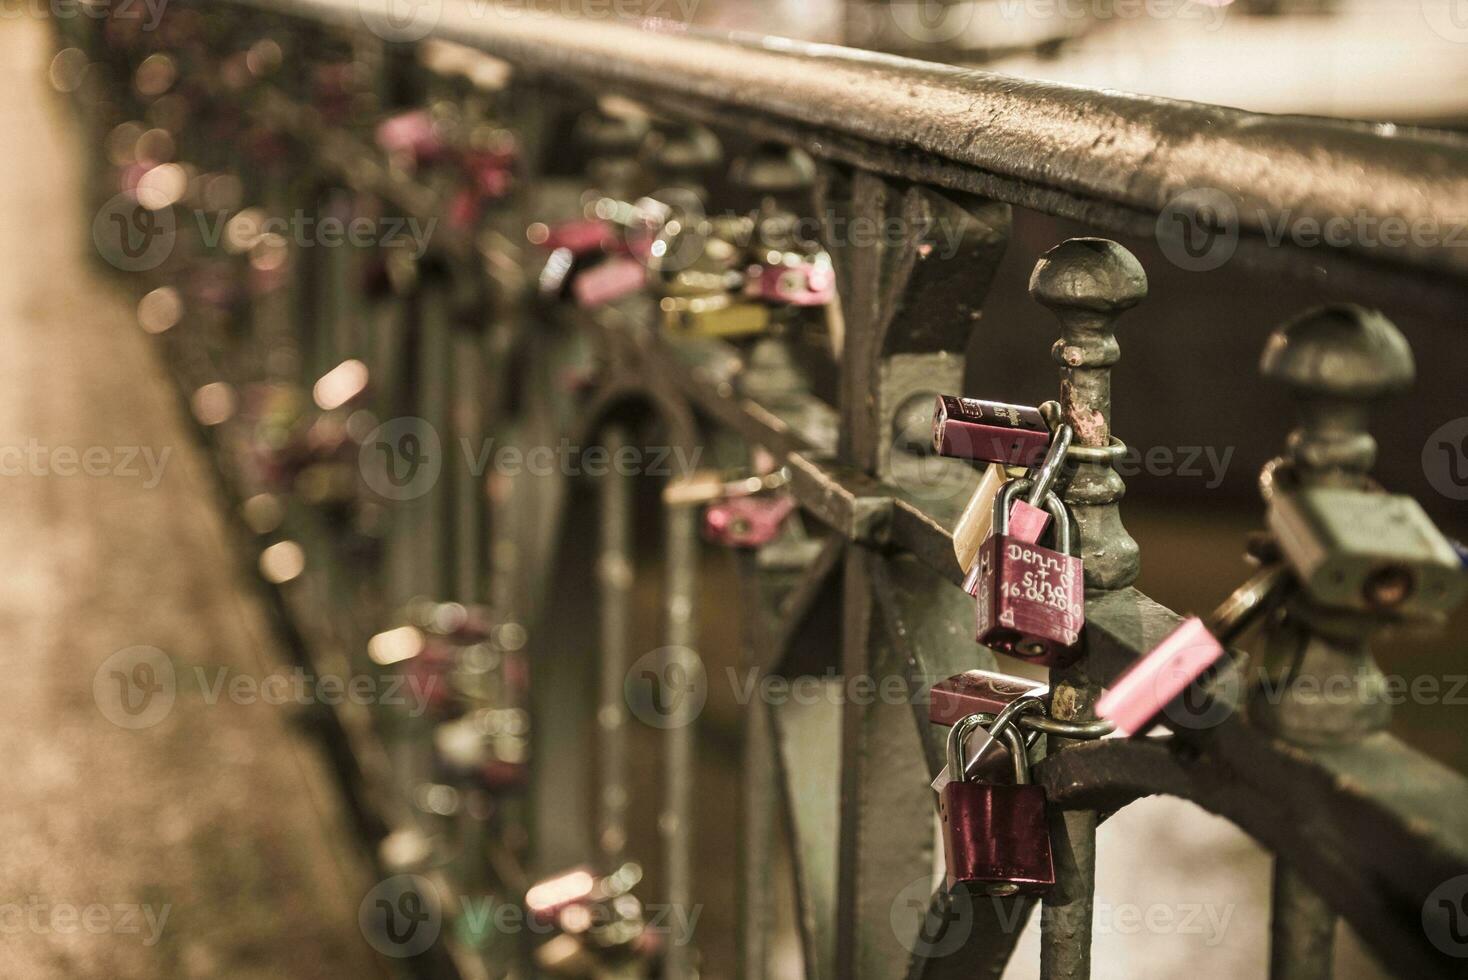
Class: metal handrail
235,0,1468,288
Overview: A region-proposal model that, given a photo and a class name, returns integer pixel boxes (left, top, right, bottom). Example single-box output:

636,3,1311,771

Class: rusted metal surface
236,2,1468,281
74,4,1468,979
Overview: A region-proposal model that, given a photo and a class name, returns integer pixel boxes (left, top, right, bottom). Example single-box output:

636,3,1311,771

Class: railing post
1029,238,1148,980
662,497,701,980
1249,305,1416,980
597,424,634,862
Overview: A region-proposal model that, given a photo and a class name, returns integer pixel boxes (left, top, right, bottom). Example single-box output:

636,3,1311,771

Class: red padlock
940,713,1054,895
973,480,1085,668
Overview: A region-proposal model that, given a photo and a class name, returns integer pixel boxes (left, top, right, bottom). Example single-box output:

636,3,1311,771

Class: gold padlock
660,292,770,338
954,462,1029,589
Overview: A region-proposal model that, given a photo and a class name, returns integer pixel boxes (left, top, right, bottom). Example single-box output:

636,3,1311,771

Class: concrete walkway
0,18,388,980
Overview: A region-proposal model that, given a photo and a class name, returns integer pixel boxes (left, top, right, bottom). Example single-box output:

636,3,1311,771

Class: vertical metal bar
451,325,483,602
1270,863,1336,980
1029,239,1149,980
382,295,419,608
739,695,775,980
1248,307,1415,977
415,283,451,599
597,424,634,862
662,499,700,979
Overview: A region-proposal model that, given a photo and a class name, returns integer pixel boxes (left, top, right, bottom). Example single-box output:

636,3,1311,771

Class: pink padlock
375,109,443,165
703,495,796,548
464,149,514,199
538,218,615,257
1097,565,1289,735
748,258,835,307
572,256,648,308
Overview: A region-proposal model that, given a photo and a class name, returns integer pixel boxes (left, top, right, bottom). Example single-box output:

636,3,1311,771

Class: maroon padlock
929,675,1047,794
929,670,1049,728
933,395,1052,467
940,713,1055,895
974,479,1085,668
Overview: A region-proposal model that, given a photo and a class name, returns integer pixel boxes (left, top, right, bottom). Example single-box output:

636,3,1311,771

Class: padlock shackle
1207,562,1293,643
946,712,1032,786
1025,422,1073,507
994,480,1074,556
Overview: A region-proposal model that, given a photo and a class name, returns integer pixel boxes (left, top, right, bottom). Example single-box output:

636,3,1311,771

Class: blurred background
3,1,1466,978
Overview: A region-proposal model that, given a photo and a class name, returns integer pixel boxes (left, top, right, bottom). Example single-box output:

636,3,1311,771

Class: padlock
953,464,1025,582
1097,564,1291,736
703,494,796,548
1267,480,1467,619
746,253,836,307
661,292,771,338
962,426,1073,594
933,395,1052,467
375,109,443,167
930,670,1049,727
929,673,1047,794
939,713,1055,895
535,218,617,258
572,255,649,308
973,479,1085,667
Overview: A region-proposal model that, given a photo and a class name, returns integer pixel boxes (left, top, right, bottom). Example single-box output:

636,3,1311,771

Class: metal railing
61,2,1468,978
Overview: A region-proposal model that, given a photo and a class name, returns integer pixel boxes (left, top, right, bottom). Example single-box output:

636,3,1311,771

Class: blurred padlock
1267,478,1467,620
703,494,796,548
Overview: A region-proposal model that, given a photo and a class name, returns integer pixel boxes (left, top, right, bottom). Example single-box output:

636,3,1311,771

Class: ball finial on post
1029,238,1147,591
1260,304,1414,486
